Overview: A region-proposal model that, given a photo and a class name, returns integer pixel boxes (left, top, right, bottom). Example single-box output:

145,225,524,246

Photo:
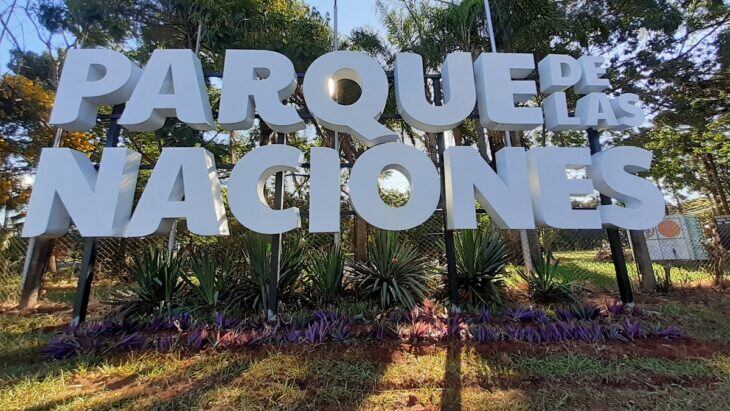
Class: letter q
303,51,397,147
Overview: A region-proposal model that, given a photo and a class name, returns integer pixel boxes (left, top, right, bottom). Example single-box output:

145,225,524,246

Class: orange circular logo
657,220,681,238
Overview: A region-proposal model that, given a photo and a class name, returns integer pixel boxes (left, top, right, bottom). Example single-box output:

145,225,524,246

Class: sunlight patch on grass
360,387,530,410
379,350,446,388
658,301,730,343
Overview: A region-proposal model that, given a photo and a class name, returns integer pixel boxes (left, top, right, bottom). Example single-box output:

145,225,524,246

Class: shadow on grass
440,341,462,410
17,344,400,410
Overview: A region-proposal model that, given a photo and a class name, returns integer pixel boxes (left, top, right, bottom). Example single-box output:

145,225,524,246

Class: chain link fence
3,211,721,306
0,232,28,303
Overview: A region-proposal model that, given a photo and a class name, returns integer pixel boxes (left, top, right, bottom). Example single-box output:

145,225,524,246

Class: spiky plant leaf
183,250,229,311
306,245,345,303
350,230,433,309
227,232,306,313
452,228,508,306
518,251,575,303
106,247,185,319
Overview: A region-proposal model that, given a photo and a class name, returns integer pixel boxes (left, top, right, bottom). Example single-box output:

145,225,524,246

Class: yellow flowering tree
0,74,95,226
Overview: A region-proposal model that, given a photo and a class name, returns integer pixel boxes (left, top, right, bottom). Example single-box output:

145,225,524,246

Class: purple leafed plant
42,334,80,359
603,324,628,342
470,324,502,343
312,310,340,324
281,326,303,344
555,307,575,322
214,312,239,330
554,321,574,340
329,320,352,342
148,316,166,332
149,313,192,332
116,333,145,352
215,330,248,348
533,310,549,324
408,321,432,345
628,305,644,317
40,302,687,359
654,325,684,340
502,306,539,323
369,318,396,340
83,320,117,337
154,335,174,351
570,303,602,321
573,322,596,343
504,325,522,341
521,325,542,344
605,300,626,317
304,319,330,343
623,320,645,341
249,325,275,345
592,322,605,343
447,315,465,340
472,306,491,324
418,300,443,323
187,325,209,349
538,323,564,343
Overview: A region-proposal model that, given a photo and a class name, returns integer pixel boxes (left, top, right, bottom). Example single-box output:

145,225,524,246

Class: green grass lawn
0,261,728,410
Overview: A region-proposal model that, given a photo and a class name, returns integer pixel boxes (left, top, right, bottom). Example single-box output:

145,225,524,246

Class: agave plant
518,251,575,303
227,233,307,313
305,245,345,304
182,251,231,311
350,230,433,309
107,247,185,319
452,228,508,306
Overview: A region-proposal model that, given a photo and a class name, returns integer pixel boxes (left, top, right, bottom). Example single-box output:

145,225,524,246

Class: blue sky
305,0,384,37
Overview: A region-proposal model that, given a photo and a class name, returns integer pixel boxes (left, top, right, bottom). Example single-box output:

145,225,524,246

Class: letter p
49,49,142,131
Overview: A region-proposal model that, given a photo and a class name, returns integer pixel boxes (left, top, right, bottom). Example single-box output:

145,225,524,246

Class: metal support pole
267,132,286,320
332,0,342,248
71,237,98,326
71,104,125,325
587,128,634,304
433,81,460,309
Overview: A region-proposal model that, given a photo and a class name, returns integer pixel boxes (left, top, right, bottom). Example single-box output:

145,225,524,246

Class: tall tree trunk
486,130,504,169
706,153,730,214
339,134,369,261
229,132,238,163
630,230,656,292
474,124,490,162
353,216,368,261
452,125,464,146
19,238,55,308
424,132,439,163
702,153,730,214
259,122,273,146
47,255,57,274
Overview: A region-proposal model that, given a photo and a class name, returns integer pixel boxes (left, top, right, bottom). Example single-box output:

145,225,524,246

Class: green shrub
182,251,230,312
452,228,508,306
227,232,307,313
518,251,576,303
107,247,185,318
350,230,433,309
305,245,345,304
